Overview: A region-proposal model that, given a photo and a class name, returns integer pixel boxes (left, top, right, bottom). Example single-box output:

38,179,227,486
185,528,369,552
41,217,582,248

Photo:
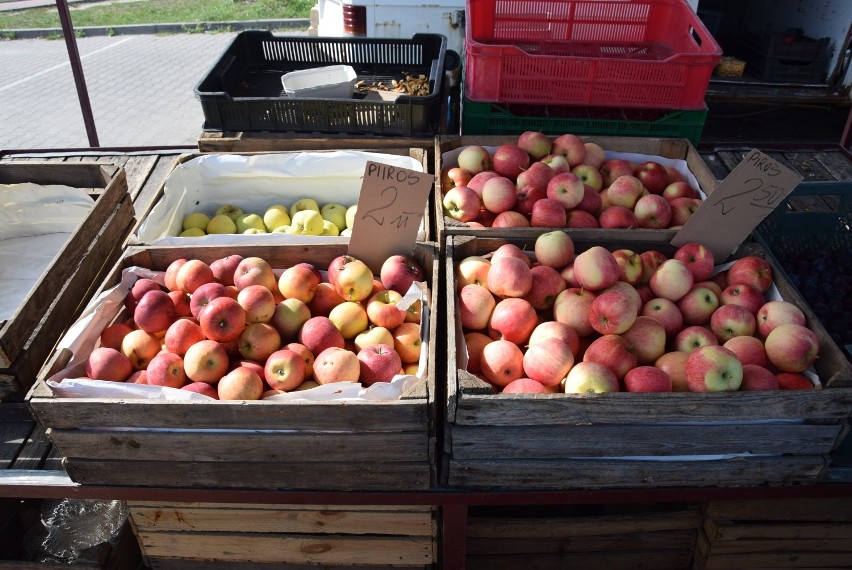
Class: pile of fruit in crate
83,253,425,400
180,200,356,237
441,132,700,229
457,232,819,394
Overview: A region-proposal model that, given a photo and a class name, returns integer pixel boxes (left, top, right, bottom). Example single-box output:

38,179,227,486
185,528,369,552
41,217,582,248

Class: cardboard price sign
347,161,433,273
671,149,803,261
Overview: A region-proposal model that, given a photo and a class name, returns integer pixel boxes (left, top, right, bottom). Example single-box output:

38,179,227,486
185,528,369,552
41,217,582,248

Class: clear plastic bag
23,499,127,564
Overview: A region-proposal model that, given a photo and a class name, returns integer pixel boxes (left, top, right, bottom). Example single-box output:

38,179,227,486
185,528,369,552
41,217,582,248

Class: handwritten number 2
361,187,398,225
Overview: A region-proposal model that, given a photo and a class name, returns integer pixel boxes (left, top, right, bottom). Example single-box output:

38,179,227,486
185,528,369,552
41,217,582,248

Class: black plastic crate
754,181,852,360
195,31,447,136
745,30,831,82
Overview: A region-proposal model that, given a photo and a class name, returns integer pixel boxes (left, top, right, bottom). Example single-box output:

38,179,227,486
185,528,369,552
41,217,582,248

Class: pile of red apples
457,232,820,394
441,131,701,229
82,253,425,400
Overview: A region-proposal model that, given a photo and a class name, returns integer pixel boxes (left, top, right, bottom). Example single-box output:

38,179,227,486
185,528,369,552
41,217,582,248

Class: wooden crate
27,242,438,490
467,503,700,570
0,162,133,402
695,498,852,569
127,148,435,245
197,131,435,157
434,135,720,243
127,501,437,569
444,233,852,490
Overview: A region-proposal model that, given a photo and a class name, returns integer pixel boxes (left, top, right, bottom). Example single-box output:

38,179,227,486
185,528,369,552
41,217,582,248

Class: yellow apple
328,301,369,339
236,213,267,233
263,205,290,231
320,203,348,232
182,212,210,232
207,214,237,234
272,225,291,234
341,228,352,237
354,326,394,352
216,204,244,222
290,210,324,235
179,227,206,237
242,228,267,234
345,204,358,230
291,198,320,214
321,220,340,236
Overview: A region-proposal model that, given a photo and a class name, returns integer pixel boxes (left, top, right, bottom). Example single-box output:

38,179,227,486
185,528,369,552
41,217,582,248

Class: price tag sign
347,161,433,273
671,149,803,261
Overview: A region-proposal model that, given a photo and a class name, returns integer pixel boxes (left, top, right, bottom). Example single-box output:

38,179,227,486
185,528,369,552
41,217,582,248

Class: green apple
290,210,324,235
291,198,320,215
271,225,291,234
236,213,267,233
320,203,347,232
345,204,358,230
321,220,340,236
263,205,291,231
206,214,237,234
216,204,244,222
179,227,206,237
182,212,210,232
243,228,267,234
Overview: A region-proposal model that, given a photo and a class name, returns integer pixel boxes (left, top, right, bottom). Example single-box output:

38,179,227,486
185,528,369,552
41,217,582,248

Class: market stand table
3,146,852,570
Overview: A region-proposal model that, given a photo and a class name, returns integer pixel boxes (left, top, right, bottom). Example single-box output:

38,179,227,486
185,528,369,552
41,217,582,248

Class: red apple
184,339,229,384
546,172,584,209
467,171,501,195
163,258,188,292
530,198,567,227
685,345,743,392
566,210,599,228
217,366,264,400
514,183,547,216
238,322,281,361
237,284,276,324
99,322,133,352
234,257,276,291
491,144,530,179
189,282,228,319
607,175,644,209
669,197,702,226
164,318,205,356
756,300,806,337
502,378,552,394
85,347,132,382
572,164,603,192
146,351,187,389
480,339,525,387
710,304,756,342
482,176,518,213
551,133,586,166
464,331,492,375
528,321,581,359
720,283,766,315
633,161,669,194
209,254,244,287
524,265,567,311
639,250,667,285
582,142,606,169
649,259,694,302
523,337,574,387
120,329,161,370
634,194,672,229
674,243,715,282
641,297,684,339
727,256,773,293
176,259,215,294
517,131,553,160
534,230,574,269
357,343,402,385
740,364,779,391
441,166,473,191
298,316,345,355
133,289,176,334
308,282,345,317
677,286,719,325
624,366,672,392
564,361,620,393
181,382,218,398
612,249,643,286
655,351,689,392
392,322,422,364
573,246,620,291
457,145,492,174
662,181,699,202
488,257,532,299
574,185,603,214
583,334,638,380
723,335,769,368
674,325,719,353
553,287,597,338
169,290,192,318
600,159,634,188
589,290,638,335
775,372,815,390
765,323,819,372
599,205,639,229
199,296,246,343
125,278,162,312
332,258,374,302
541,153,571,175
488,298,538,345
621,315,667,365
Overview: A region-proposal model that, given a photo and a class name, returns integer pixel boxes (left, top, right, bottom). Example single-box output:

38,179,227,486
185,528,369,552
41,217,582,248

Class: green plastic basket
461,97,708,145
754,180,852,360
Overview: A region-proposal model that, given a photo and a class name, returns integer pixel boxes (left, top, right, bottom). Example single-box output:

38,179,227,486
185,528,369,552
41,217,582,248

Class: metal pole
55,0,99,147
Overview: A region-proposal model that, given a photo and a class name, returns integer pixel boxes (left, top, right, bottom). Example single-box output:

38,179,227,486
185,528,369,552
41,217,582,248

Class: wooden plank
468,509,701,539
447,456,826,489
704,498,852,521
0,421,34,468
148,560,428,570
782,151,837,181
466,549,691,570
47,429,427,462
120,154,160,198
451,389,852,425
32,398,427,431
129,505,434,535
450,423,840,458
698,151,733,181
466,529,696,554
707,521,852,541
701,551,852,569
196,132,434,154
812,150,852,180
129,155,182,217
129,502,434,512
135,531,435,565
704,537,852,554
64,459,431,490
42,444,63,472
10,422,51,470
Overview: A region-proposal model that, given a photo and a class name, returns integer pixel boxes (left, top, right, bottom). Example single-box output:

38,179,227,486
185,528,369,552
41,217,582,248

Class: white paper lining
136,151,425,245
46,266,429,402
0,184,94,320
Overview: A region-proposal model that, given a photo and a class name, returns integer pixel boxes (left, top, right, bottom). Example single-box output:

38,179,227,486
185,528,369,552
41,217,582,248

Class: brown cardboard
671,149,803,261
348,161,434,273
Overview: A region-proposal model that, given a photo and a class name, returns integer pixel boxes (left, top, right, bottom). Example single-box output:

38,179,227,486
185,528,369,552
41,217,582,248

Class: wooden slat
130,155,181,216
196,132,434,154
468,509,700,539
466,549,691,570
705,537,852,555
10,423,51,470
704,498,852,521
701,551,852,569
129,504,434,535
135,531,435,565
812,150,852,179
466,529,696,554
64,459,430,490
0,421,34,469
706,520,852,541
129,502,434,512
32,398,427,430
147,560,428,570
447,456,826,489
698,151,733,180
47,428,427,462
450,423,840,458
782,151,837,181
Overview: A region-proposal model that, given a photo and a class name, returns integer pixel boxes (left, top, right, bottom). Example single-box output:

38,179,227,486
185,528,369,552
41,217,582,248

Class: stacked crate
460,0,721,144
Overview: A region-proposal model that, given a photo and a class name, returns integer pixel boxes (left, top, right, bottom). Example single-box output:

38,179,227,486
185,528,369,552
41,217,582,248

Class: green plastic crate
754,180,852,360
461,97,708,145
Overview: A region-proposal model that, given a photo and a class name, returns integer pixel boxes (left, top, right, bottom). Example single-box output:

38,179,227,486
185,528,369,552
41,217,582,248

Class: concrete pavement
0,25,308,151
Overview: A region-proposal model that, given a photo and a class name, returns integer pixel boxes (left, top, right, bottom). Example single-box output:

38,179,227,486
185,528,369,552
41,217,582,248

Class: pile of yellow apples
180,200,357,237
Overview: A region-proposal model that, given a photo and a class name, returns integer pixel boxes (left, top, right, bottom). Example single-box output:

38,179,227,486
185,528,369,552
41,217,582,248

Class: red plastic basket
464,0,722,109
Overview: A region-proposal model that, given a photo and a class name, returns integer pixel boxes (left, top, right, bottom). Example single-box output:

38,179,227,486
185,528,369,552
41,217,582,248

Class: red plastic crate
464,0,722,109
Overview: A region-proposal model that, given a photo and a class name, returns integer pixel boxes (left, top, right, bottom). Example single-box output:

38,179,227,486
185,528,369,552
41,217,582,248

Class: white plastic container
281,65,357,99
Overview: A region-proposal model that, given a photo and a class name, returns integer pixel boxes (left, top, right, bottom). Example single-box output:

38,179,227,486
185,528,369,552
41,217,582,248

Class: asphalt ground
0,22,309,151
